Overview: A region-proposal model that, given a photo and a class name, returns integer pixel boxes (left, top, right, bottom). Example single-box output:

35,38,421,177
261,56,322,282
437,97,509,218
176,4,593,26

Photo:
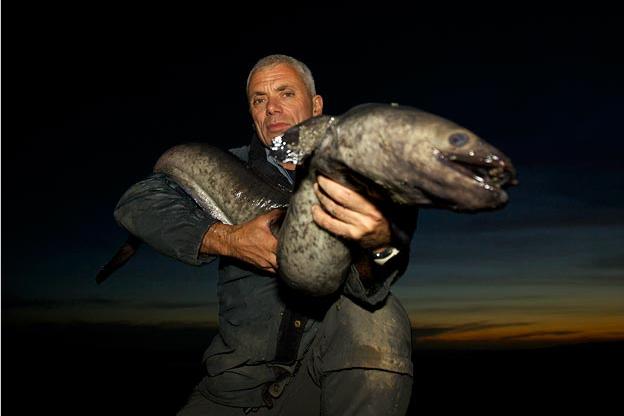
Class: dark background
3,7,623,415
4,324,621,414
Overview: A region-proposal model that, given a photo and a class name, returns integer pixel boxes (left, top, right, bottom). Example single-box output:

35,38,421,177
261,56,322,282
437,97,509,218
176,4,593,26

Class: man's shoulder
228,145,250,163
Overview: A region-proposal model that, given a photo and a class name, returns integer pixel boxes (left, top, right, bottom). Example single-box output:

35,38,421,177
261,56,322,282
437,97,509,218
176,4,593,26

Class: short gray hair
246,54,317,97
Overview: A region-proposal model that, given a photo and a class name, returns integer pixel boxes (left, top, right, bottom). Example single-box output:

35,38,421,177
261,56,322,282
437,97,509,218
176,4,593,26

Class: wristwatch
371,246,400,266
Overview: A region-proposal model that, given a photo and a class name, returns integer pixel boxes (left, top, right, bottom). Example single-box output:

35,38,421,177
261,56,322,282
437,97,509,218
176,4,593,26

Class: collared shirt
114,136,416,408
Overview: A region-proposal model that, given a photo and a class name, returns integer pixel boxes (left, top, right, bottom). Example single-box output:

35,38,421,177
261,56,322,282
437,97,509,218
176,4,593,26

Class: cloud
401,293,545,303
499,330,579,341
3,295,217,311
3,296,122,309
138,300,217,310
412,321,533,338
582,255,624,271
492,214,624,232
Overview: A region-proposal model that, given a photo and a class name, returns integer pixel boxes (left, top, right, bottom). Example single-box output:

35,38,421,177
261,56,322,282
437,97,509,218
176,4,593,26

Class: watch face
373,247,393,259
372,247,400,265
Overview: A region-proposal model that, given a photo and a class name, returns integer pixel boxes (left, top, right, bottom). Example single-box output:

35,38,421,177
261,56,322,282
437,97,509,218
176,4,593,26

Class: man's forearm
200,223,233,257
114,173,219,266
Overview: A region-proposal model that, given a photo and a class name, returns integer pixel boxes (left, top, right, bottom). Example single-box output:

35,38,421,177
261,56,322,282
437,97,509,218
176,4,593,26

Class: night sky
4,8,624,354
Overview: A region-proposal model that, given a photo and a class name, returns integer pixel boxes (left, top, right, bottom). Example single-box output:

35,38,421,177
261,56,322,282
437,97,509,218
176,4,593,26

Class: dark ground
2,323,621,415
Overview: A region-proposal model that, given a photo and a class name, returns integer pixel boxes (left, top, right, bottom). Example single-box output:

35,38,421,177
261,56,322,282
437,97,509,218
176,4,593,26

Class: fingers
313,182,365,225
260,213,281,252
312,175,392,247
255,217,279,266
313,176,384,233
265,208,286,222
268,252,278,272
231,213,281,273
267,233,279,253
316,175,380,217
246,242,278,274
259,251,278,273
311,204,359,239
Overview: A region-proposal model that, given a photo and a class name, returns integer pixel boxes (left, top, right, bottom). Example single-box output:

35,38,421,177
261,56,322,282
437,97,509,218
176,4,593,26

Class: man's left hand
312,175,391,250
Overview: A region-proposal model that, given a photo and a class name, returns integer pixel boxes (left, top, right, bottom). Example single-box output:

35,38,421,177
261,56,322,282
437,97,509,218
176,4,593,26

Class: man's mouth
267,122,291,133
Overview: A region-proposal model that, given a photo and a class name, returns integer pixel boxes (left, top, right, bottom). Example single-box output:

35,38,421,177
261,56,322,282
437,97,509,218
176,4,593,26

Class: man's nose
266,98,282,115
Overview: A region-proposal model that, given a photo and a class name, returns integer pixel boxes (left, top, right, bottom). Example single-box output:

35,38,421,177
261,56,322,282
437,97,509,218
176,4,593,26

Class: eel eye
449,133,469,147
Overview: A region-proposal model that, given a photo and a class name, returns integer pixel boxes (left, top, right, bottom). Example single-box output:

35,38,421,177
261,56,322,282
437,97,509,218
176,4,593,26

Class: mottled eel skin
269,103,517,295
98,103,516,295
153,143,290,225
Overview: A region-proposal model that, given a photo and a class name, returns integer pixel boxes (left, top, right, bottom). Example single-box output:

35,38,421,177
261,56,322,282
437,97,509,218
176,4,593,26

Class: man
114,54,416,415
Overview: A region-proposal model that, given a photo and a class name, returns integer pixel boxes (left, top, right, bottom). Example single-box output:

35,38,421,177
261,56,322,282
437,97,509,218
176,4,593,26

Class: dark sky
3,10,623,347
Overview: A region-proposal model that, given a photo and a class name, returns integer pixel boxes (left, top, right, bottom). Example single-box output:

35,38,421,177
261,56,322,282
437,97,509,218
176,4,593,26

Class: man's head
247,54,323,148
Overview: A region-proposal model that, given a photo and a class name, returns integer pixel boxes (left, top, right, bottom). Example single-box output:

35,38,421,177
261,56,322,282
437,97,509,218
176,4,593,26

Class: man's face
248,63,323,147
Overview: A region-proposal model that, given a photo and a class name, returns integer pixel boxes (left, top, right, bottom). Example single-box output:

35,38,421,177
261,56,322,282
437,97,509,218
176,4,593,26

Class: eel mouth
442,151,518,190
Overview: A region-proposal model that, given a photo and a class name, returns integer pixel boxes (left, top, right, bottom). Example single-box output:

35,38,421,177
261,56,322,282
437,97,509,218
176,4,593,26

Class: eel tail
95,234,142,284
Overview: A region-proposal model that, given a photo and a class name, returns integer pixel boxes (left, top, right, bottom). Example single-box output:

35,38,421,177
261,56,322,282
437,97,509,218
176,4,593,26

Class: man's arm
114,172,282,272
114,173,220,265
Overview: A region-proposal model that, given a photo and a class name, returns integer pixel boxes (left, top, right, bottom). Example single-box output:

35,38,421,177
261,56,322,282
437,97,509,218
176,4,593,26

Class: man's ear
313,95,324,116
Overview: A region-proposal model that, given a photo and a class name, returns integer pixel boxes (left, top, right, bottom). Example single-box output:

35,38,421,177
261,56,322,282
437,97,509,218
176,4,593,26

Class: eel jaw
443,150,518,190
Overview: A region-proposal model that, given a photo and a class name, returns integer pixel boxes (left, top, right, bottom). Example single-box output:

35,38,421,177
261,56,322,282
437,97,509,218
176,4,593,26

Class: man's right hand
200,209,284,273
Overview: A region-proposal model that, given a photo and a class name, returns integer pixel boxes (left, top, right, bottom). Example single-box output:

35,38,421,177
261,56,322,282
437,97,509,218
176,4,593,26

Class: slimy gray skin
153,143,290,224
94,145,289,285
271,103,517,295
97,103,516,295
153,143,348,295
152,143,351,295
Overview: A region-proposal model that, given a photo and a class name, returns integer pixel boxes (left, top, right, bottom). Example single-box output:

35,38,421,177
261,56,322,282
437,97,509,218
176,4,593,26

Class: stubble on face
247,64,318,147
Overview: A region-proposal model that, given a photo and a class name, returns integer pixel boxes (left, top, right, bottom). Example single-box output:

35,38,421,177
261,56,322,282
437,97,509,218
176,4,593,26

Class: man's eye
283,91,295,97
253,97,266,105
